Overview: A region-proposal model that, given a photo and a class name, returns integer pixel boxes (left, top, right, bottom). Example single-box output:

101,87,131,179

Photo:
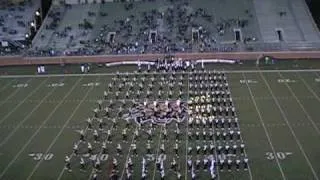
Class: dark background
306,0,320,30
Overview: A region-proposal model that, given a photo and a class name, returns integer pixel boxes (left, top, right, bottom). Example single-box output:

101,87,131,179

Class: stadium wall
0,51,320,66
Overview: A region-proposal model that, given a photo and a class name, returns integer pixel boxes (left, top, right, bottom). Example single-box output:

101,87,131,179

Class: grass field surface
0,62,320,180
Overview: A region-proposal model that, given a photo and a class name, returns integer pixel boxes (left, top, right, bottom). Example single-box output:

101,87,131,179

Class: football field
0,64,320,180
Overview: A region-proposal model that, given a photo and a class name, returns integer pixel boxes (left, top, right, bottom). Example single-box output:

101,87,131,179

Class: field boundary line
0,77,57,147
0,78,40,126
26,76,98,180
0,78,32,108
278,72,320,136
0,77,83,179
1,69,320,78
241,73,286,179
259,71,319,180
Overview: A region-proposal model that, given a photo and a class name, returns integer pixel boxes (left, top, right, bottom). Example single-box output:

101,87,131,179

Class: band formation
64,60,249,180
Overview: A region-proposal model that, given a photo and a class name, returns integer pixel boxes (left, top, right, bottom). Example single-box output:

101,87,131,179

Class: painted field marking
0,78,60,147
87,154,108,162
47,83,64,88
0,79,16,93
297,73,320,104
266,152,293,160
0,78,46,126
0,69,320,79
151,126,164,180
28,153,54,161
58,77,107,180
82,82,100,87
277,79,296,83
260,71,319,180
240,79,258,84
315,78,320,82
278,72,320,136
26,76,99,180
0,77,83,179
228,74,252,180
241,73,286,180
0,78,32,108
12,83,28,88
118,126,140,180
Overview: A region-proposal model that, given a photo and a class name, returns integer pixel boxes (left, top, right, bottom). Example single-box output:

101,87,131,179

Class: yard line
241,73,286,180
185,72,191,180
297,73,320,103
0,78,32,108
226,72,254,180
278,72,320,136
0,78,41,126
1,69,320,78
0,79,15,94
118,126,140,180
56,77,102,180
0,77,58,147
84,114,116,180
0,77,83,179
259,72,319,180
151,126,163,180
26,76,98,180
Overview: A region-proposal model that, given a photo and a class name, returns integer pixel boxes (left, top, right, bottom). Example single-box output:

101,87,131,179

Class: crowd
23,0,252,57
1,0,264,57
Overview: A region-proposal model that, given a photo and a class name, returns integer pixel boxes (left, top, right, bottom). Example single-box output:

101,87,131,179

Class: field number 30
266,152,292,160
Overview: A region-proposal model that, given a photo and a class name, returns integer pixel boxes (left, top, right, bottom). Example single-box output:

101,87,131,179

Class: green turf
0,63,320,180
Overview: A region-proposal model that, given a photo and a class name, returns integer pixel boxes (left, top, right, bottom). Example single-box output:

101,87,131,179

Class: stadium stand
0,0,41,55
1,0,320,57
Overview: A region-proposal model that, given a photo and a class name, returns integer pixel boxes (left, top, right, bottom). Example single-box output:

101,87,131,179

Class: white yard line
0,78,32,108
0,77,83,179
0,77,58,147
278,72,320,136
241,72,286,180
297,72,320,103
185,73,190,180
118,126,139,180
0,79,15,93
259,72,319,180
57,77,104,180
151,126,163,180
227,73,253,180
26,76,99,180
1,69,320,78
0,78,41,126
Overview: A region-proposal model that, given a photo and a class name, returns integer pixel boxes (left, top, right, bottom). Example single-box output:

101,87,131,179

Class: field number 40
266,152,292,160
